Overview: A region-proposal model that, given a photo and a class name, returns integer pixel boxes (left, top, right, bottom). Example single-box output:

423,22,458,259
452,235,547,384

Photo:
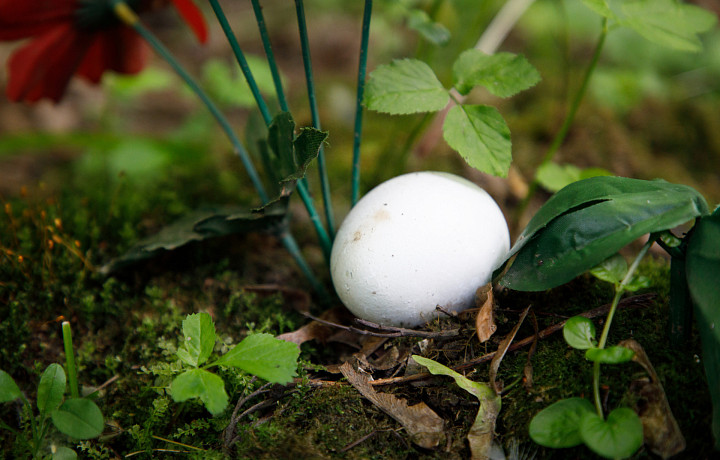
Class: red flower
0,0,208,103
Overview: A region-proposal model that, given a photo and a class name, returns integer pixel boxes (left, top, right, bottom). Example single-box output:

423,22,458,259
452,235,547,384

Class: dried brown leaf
475,284,496,343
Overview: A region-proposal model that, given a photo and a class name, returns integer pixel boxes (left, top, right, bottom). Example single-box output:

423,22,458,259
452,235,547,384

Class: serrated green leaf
452,50,540,98
287,127,327,183
0,370,21,403
214,334,299,384
529,397,595,448
51,398,104,439
621,0,717,52
407,9,450,45
585,346,635,364
177,313,216,367
590,253,627,286
37,363,66,415
443,104,511,177
537,162,612,193
501,177,709,291
170,368,228,415
686,208,720,448
580,408,643,458
563,316,597,350
364,59,449,114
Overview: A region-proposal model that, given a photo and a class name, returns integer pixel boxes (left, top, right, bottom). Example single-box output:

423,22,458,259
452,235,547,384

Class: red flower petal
6,23,92,102
0,0,75,40
171,0,208,44
77,26,148,83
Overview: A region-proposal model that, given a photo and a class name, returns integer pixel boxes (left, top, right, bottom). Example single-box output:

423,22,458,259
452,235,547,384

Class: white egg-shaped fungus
330,171,510,327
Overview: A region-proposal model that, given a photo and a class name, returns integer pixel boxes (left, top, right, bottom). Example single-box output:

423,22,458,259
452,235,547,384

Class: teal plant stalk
111,1,328,297
294,0,336,237
62,321,79,399
250,0,290,113
207,0,333,263
351,0,373,206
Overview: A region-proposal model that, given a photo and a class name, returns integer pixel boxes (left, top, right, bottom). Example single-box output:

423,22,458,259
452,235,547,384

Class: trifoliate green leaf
365,59,449,114
453,50,540,98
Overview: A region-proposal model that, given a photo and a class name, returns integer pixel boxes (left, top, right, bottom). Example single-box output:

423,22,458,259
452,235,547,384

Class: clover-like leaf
580,407,644,458
177,312,216,367
585,346,635,364
37,363,66,415
364,59,449,114
51,398,104,439
170,368,228,416
214,333,299,384
453,49,540,98
443,104,511,177
529,397,595,448
563,316,597,350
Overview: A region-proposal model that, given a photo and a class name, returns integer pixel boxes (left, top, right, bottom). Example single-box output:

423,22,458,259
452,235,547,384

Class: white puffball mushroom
330,171,510,328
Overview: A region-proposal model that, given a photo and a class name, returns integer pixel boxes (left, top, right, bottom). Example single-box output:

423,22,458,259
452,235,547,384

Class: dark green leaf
177,313,216,367
364,59,449,114
170,368,228,415
407,9,451,45
442,104,511,177
590,253,627,286
0,370,21,403
287,127,327,183
585,346,635,364
37,363,66,415
580,408,644,458
501,177,708,291
686,208,720,448
563,316,597,350
100,206,288,275
51,398,104,439
452,50,540,98
529,397,595,448
214,333,299,384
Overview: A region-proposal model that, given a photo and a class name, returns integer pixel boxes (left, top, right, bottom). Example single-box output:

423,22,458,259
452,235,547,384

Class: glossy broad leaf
37,363,66,415
686,208,720,448
501,177,708,291
452,50,540,98
580,408,644,458
0,370,21,403
176,312,216,367
442,104,511,177
364,59,449,114
170,368,228,415
214,333,299,384
585,346,635,364
51,398,104,439
529,397,595,448
563,316,597,350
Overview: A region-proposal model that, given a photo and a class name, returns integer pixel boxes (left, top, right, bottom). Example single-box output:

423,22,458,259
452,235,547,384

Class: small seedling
0,322,104,460
169,312,300,415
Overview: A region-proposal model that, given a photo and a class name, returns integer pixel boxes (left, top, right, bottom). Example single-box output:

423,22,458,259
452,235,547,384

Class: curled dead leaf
475,284,497,343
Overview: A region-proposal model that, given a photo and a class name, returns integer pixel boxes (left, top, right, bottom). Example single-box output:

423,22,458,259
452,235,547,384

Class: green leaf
442,104,511,177
170,369,228,416
590,253,628,286
203,57,280,108
501,176,709,291
581,0,615,18
51,398,104,439
0,370,21,403
37,363,66,415
686,208,720,448
585,346,635,364
214,334,299,384
529,397,595,448
452,50,540,98
407,9,451,45
536,162,612,193
563,316,597,350
177,313,216,367
621,0,717,53
580,407,644,458
624,274,651,292
364,59,449,114
52,446,77,460
412,355,496,401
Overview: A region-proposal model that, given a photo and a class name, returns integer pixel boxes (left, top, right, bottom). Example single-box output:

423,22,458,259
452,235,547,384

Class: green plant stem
517,18,607,220
592,237,656,417
62,321,79,399
250,0,290,113
206,0,332,261
294,0,335,237
351,0,373,206
112,2,327,297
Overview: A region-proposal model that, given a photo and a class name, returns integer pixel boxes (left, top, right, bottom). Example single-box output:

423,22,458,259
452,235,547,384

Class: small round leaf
51,398,104,439
580,407,643,458
529,397,595,448
585,346,635,364
563,316,597,349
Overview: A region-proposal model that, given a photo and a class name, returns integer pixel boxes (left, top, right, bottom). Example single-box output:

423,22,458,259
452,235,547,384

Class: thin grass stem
62,321,79,399
294,0,335,237
351,0,373,206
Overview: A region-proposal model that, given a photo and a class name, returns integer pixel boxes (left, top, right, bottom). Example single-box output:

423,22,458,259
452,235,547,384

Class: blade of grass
351,0,373,206
62,322,79,399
